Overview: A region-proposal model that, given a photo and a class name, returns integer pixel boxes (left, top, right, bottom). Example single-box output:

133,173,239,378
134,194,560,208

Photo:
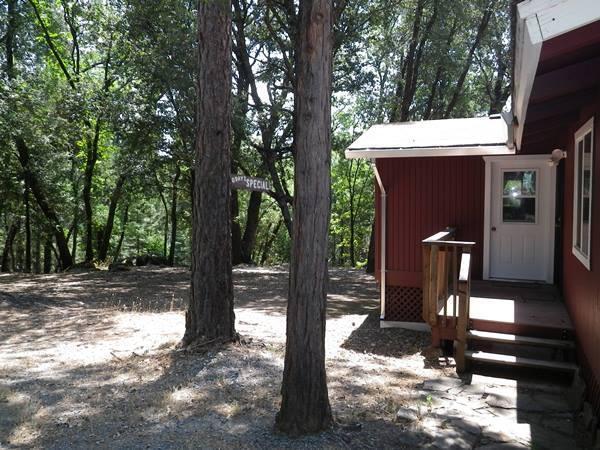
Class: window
573,117,594,270
502,170,537,223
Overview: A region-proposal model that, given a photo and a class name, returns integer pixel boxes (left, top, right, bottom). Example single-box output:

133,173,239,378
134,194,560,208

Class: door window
502,170,537,223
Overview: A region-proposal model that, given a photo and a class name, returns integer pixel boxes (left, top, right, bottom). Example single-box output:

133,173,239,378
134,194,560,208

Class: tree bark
24,183,32,272
365,221,375,274
112,205,129,262
97,174,126,261
83,119,101,262
168,165,180,265
231,189,243,265
1,221,20,272
241,190,262,263
5,0,16,79
15,139,73,269
276,0,333,435
443,4,492,118
259,219,282,265
43,239,53,274
183,0,236,346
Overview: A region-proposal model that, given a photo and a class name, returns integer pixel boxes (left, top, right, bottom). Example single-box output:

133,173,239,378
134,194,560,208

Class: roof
513,0,600,149
345,116,513,159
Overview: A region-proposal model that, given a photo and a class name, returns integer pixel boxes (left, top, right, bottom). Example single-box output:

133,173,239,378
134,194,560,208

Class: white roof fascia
513,14,543,151
345,145,515,160
513,0,600,149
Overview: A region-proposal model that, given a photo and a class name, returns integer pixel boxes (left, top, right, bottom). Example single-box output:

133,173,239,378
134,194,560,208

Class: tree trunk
231,189,243,265
34,228,41,273
157,180,169,258
5,0,16,79
259,219,282,265
168,165,180,266
443,4,492,118
276,0,333,435
83,120,101,262
241,190,262,263
113,205,129,262
15,138,73,269
365,221,375,274
24,184,32,272
1,221,20,272
97,174,126,261
183,0,236,346
43,239,53,273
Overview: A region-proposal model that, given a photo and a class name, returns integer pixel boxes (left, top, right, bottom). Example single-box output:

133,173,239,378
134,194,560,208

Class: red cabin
347,0,600,417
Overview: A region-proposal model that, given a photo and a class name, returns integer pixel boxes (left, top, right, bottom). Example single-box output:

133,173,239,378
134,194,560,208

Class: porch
423,229,577,374
436,280,573,341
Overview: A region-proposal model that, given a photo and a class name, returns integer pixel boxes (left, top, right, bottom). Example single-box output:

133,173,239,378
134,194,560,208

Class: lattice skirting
384,286,423,322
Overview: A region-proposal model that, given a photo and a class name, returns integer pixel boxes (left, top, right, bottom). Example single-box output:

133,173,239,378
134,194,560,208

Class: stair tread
467,330,575,348
465,350,577,372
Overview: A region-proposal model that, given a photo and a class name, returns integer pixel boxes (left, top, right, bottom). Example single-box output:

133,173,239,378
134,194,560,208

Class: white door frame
483,154,557,283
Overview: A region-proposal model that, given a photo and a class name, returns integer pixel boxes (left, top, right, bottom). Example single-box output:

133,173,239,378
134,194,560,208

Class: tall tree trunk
34,228,41,273
276,0,333,435
71,213,78,263
157,182,169,258
112,205,129,262
259,219,282,265
97,174,126,261
24,183,32,272
241,190,262,263
5,0,16,79
1,221,20,272
443,4,492,118
168,166,180,266
43,239,53,273
365,221,375,274
15,139,73,269
183,0,236,346
83,120,101,262
231,189,243,265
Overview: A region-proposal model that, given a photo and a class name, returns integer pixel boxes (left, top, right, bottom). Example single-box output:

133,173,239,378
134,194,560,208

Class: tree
276,0,333,435
182,0,236,346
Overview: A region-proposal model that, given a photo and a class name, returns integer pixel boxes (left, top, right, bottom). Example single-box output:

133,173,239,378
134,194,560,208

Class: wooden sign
231,175,272,192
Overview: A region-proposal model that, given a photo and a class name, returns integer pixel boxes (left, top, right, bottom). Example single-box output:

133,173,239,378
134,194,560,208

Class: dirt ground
0,266,449,449
0,266,577,449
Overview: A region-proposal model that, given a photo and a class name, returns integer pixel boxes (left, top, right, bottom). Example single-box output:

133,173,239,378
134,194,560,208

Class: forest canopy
0,0,511,272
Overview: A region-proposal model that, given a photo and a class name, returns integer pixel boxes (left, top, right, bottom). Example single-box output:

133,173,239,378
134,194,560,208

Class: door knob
491,226,497,231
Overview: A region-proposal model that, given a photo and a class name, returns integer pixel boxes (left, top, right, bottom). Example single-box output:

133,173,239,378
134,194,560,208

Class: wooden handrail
455,248,472,373
422,227,474,374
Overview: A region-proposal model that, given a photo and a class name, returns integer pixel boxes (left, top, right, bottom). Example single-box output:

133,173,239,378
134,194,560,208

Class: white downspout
372,161,387,320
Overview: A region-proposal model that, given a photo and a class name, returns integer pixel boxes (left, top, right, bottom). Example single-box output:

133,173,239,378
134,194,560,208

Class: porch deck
437,280,573,339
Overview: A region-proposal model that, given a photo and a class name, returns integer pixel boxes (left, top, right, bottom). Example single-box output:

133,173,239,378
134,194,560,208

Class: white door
486,156,556,282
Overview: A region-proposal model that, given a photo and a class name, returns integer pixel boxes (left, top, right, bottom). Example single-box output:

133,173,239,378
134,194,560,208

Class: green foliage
0,0,512,271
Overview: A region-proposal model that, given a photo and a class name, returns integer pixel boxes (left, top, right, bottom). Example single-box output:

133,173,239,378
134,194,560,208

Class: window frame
500,169,539,224
572,117,594,270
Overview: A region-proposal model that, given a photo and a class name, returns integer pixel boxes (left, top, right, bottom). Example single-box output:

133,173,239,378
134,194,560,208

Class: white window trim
572,117,594,270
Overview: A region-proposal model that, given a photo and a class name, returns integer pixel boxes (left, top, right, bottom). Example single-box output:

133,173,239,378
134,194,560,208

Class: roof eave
344,145,515,160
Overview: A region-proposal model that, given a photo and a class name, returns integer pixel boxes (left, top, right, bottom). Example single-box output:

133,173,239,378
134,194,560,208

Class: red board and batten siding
374,156,486,287
561,90,600,416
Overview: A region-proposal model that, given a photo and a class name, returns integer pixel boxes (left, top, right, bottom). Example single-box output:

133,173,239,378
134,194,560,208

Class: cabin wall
374,156,485,321
561,90,600,416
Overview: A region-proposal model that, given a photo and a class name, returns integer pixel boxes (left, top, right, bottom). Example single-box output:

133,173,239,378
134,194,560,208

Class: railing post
455,247,472,373
422,244,431,323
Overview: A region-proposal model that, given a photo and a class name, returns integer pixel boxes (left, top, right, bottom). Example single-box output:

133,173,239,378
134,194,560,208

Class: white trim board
483,154,557,283
380,321,430,332
513,0,600,150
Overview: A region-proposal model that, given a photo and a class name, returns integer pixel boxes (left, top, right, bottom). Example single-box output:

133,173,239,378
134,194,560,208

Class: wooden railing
422,228,474,373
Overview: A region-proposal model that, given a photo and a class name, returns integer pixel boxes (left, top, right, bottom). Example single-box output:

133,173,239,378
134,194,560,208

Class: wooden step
467,330,575,349
465,350,578,372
